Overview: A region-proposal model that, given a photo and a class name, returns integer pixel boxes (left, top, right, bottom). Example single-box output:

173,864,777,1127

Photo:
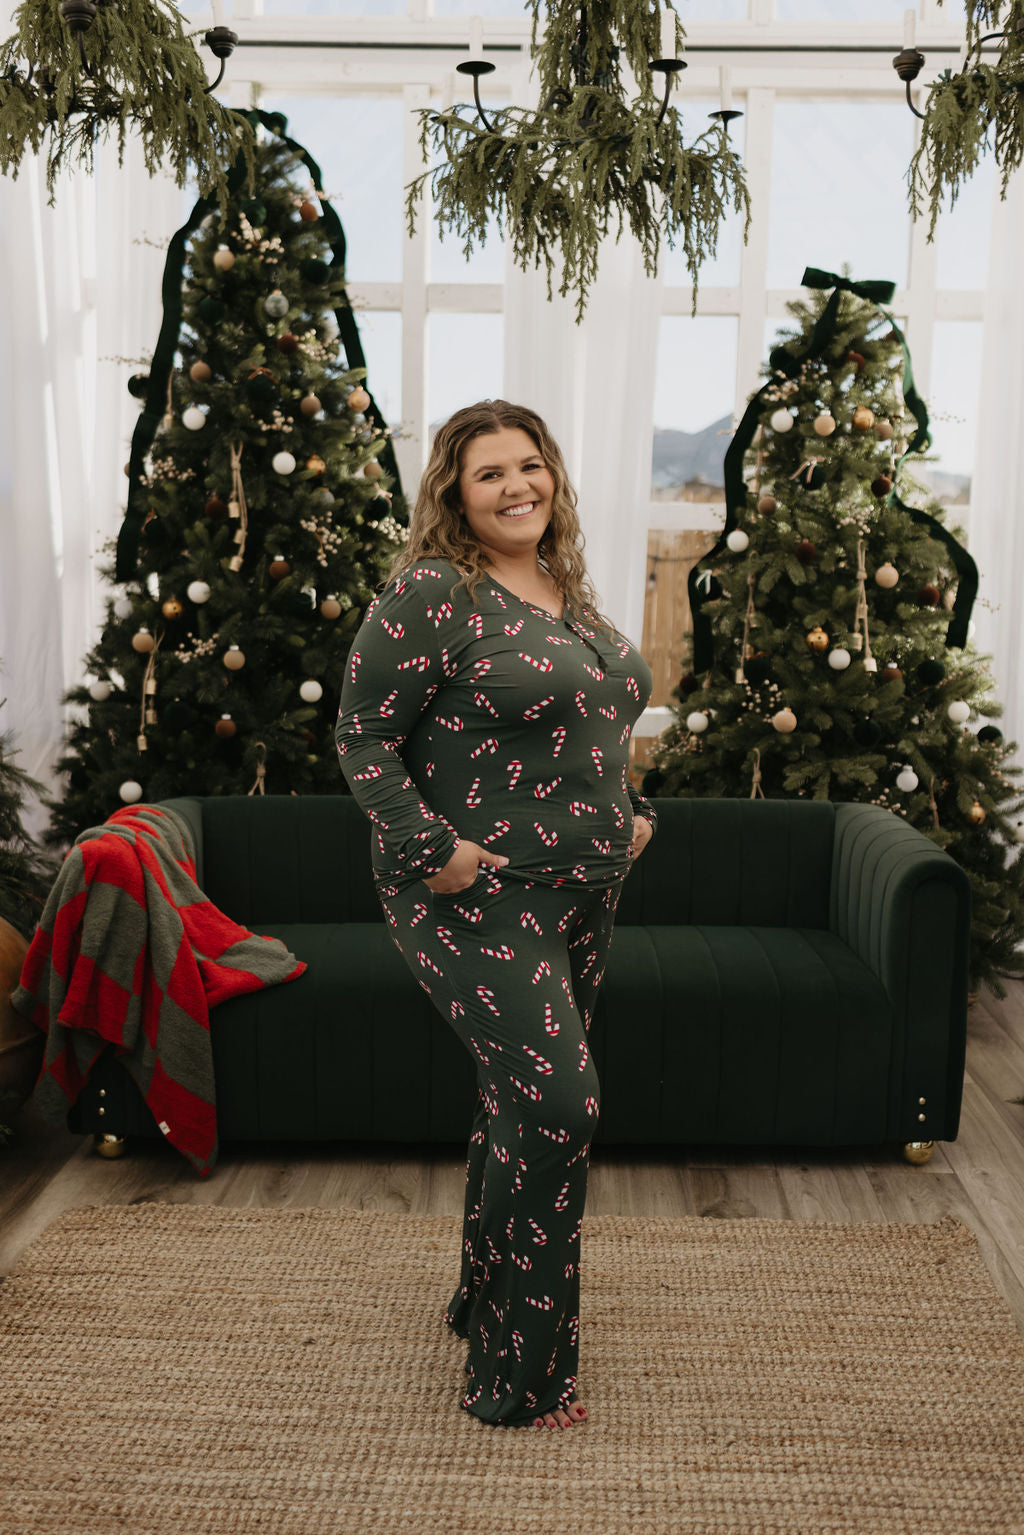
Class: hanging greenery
0,0,254,206
405,1,750,323
908,0,1024,236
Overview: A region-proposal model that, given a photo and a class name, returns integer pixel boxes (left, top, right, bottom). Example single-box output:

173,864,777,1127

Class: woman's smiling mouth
498,501,538,518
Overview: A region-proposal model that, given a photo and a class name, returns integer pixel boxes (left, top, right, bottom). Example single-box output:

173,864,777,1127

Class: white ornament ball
947,699,971,724
88,679,112,702
896,766,920,792
828,648,852,671
726,529,749,553
874,563,899,589
770,408,795,433
813,412,837,437
119,780,144,804
113,595,133,619
272,451,297,475
686,710,709,734
213,247,235,271
187,580,211,604
772,707,798,734
264,289,290,318
299,679,324,703
182,406,207,431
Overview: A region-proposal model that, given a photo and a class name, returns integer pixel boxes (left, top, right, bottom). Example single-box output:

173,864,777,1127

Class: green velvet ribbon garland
687,265,978,674
116,109,403,582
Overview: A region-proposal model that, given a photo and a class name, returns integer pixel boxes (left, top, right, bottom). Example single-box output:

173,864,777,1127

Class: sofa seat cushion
210,924,476,1143
591,926,895,1147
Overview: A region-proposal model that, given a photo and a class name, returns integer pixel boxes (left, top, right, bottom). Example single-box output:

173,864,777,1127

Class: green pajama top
335,559,657,892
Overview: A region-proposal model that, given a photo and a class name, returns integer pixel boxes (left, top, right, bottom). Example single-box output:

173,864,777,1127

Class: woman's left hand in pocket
629,815,653,860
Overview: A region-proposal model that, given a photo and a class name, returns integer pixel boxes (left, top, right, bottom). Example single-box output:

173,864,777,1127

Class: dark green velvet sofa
71,794,970,1166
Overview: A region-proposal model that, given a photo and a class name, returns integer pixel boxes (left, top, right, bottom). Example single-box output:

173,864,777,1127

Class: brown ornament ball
205,495,228,518
363,459,384,480
679,671,700,695
189,360,213,383
871,474,893,498
880,665,903,684
846,350,866,374
212,247,235,272
215,714,237,739
852,405,876,431
300,393,322,416
795,538,818,563
161,598,184,620
131,628,155,653
223,646,246,671
756,493,777,515
276,332,299,354
875,419,894,441
966,800,986,825
918,583,941,607
320,597,342,620
347,386,371,413
269,555,291,580
305,454,327,476
806,626,829,652
299,200,319,222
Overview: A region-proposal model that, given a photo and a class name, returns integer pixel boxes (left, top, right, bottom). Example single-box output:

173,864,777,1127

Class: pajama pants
379,865,624,1426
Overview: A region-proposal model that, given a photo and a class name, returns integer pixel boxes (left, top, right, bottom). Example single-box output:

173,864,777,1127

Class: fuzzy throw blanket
11,804,306,1176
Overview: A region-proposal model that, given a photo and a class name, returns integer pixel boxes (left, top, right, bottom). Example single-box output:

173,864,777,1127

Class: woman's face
457,427,556,564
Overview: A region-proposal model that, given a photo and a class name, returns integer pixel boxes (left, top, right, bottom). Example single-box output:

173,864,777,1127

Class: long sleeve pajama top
335,560,657,893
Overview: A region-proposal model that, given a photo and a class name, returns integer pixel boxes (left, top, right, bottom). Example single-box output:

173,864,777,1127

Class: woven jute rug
2,1206,1023,1535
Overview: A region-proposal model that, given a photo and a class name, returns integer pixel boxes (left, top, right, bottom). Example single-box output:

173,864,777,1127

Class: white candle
903,8,916,49
719,65,733,112
660,5,675,62
212,0,224,25
469,15,483,60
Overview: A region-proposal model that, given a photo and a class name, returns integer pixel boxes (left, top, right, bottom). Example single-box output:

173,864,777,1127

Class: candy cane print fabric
381,871,621,1426
335,559,657,894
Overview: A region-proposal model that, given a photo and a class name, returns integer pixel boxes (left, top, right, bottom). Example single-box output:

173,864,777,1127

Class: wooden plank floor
4,983,1024,1334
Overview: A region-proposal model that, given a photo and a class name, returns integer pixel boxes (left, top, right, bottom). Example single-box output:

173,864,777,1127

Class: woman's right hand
422,841,509,894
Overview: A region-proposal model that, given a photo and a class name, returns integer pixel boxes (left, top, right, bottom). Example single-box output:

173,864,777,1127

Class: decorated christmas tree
645,269,1024,994
0,710,57,938
46,115,407,846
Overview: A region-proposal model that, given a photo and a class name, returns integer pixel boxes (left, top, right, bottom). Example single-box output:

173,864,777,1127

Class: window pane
428,314,504,430
767,102,913,290
434,0,534,13
914,321,981,514
350,310,402,430
677,0,749,16
258,0,406,12
652,316,738,499
428,89,508,282
259,95,404,284
935,156,995,290
662,102,745,288
776,0,913,16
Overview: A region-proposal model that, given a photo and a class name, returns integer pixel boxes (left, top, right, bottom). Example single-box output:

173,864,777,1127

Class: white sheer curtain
0,142,182,835
968,168,1024,752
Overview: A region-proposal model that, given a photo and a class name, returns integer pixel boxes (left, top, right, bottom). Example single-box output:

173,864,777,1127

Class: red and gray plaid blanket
11,804,306,1176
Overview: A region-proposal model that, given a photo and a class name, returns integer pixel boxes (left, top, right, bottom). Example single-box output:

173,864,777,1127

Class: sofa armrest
155,797,206,889
831,802,971,1138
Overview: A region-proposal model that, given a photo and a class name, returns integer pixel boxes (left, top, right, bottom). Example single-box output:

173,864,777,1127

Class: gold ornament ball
806,626,829,653
966,801,986,826
852,405,876,431
347,386,371,413
903,1141,934,1166
875,419,894,441
94,1134,127,1159
772,707,798,734
756,493,777,515
269,555,291,580
131,628,155,653
813,412,836,437
223,646,246,671
299,199,319,222
320,597,342,619
215,714,237,739
874,563,900,589
161,597,184,620
363,459,383,480
305,454,327,476
213,247,235,272
189,360,213,383
300,393,322,416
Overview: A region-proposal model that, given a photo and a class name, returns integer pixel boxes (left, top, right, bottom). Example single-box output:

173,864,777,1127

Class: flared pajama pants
379,867,623,1426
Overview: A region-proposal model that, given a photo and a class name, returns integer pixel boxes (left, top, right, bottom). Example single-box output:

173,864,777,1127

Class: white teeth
499,502,536,518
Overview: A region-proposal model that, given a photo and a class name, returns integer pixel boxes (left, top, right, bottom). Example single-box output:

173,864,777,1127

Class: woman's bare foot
532,1400,588,1428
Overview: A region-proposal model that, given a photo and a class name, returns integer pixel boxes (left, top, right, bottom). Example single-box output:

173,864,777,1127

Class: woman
335,400,657,1429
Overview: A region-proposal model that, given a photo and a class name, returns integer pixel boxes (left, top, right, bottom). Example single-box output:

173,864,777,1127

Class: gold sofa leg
93,1134,127,1160
902,1140,935,1165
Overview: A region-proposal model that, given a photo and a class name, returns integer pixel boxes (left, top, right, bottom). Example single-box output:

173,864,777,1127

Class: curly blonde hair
388,400,613,629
